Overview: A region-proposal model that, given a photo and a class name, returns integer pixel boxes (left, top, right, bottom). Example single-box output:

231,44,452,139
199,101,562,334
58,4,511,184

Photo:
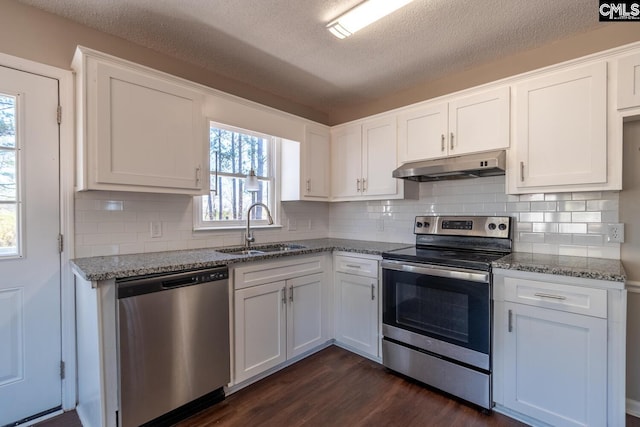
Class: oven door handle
381,260,489,283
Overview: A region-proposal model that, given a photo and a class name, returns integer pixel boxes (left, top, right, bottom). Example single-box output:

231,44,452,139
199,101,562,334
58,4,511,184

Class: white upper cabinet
331,116,415,201
331,123,362,198
281,124,331,201
397,87,509,163
617,52,640,110
397,102,448,162
449,87,510,156
73,47,207,194
513,62,607,190
303,125,331,199
361,117,400,197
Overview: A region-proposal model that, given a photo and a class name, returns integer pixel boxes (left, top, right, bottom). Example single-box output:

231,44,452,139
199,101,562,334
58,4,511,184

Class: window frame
0,91,23,259
193,121,281,231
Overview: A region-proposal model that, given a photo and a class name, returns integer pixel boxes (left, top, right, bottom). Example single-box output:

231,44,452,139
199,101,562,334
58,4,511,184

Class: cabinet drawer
334,255,378,278
503,277,607,318
234,256,324,290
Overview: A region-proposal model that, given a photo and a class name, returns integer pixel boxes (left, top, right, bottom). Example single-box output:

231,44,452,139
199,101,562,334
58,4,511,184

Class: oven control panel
414,215,511,238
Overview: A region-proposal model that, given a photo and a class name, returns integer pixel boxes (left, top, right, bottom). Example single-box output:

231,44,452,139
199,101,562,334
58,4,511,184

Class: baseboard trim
227,340,333,395
627,399,640,418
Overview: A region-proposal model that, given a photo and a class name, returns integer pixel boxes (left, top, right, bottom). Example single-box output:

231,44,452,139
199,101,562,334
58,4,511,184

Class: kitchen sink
219,243,307,256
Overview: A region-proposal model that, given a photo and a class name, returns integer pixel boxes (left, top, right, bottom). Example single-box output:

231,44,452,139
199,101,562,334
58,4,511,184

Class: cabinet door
335,272,378,357
234,281,287,383
94,60,206,192
303,126,330,199
503,302,607,427
448,86,510,156
617,52,640,109
362,117,398,197
397,102,448,162
287,273,324,358
515,63,607,188
331,124,362,198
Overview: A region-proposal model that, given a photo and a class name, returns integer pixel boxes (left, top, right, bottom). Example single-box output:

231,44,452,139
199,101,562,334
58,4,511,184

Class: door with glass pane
0,66,61,425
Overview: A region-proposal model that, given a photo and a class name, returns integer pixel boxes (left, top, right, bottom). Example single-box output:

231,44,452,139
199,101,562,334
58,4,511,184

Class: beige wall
329,24,640,124
622,120,640,403
0,0,329,124
2,1,640,126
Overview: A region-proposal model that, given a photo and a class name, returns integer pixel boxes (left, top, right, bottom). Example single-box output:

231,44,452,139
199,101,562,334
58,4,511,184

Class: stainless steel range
381,215,512,409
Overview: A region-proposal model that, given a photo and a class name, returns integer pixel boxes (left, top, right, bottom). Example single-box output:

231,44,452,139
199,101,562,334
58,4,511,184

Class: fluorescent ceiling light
327,0,414,39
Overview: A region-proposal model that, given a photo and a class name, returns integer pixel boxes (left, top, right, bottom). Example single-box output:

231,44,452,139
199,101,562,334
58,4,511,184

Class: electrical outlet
150,221,162,238
607,223,624,243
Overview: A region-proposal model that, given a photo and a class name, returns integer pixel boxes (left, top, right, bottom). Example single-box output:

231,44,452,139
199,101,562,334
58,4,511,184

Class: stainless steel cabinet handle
450,132,454,150
534,292,567,301
441,134,445,151
195,167,201,186
362,178,367,192
289,286,294,302
356,179,361,192
282,287,287,305
306,179,311,193
508,309,513,333
520,161,525,182
345,264,361,269
371,284,375,300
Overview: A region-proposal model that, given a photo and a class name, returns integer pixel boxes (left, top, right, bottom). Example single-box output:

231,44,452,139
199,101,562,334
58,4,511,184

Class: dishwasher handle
117,266,229,299
161,275,198,289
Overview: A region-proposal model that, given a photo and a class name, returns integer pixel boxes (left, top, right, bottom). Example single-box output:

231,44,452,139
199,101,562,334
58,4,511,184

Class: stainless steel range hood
392,150,506,182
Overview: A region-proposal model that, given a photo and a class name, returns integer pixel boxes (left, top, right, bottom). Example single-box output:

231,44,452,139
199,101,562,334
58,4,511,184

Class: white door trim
0,51,76,411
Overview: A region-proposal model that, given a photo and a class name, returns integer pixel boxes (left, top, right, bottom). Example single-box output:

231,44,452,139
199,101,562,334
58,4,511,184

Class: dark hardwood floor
178,346,524,427
36,345,640,426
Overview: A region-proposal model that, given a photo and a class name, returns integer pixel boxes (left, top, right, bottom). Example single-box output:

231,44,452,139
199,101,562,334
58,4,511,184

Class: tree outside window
196,122,277,228
0,94,18,255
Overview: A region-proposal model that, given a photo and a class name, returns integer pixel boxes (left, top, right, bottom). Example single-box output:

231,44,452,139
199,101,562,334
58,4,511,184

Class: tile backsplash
74,192,329,257
328,176,620,259
74,176,620,259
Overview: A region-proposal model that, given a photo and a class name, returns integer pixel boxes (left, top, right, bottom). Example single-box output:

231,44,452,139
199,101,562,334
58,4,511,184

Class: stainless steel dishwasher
116,266,230,427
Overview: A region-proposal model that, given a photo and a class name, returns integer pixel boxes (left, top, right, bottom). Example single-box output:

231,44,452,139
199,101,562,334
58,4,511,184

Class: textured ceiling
18,0,600,118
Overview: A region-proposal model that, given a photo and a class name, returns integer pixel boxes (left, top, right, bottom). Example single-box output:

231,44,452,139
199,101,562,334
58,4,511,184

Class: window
195,122,278,229
0,94,19,256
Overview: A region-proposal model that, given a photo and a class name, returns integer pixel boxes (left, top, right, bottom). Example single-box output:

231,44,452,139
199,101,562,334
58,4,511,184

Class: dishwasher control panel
116,267,229,299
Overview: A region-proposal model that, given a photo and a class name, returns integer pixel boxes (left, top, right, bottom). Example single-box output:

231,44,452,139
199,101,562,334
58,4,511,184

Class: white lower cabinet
334,253,380,359
502,302,607,427
233,256,328,384
493,269,627,427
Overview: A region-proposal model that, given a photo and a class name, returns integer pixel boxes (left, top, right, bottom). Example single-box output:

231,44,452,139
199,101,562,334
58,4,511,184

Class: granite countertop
71,238,412,281
492,252,627,283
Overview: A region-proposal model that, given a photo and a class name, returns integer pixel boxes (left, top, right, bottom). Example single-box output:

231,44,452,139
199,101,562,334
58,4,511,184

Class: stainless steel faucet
245,202,274,248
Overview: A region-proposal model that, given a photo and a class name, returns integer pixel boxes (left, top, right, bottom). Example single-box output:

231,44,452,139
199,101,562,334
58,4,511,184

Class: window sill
193,224,283,232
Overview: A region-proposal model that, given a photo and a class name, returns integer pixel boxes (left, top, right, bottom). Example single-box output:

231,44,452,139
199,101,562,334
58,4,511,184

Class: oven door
381,259,491,370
